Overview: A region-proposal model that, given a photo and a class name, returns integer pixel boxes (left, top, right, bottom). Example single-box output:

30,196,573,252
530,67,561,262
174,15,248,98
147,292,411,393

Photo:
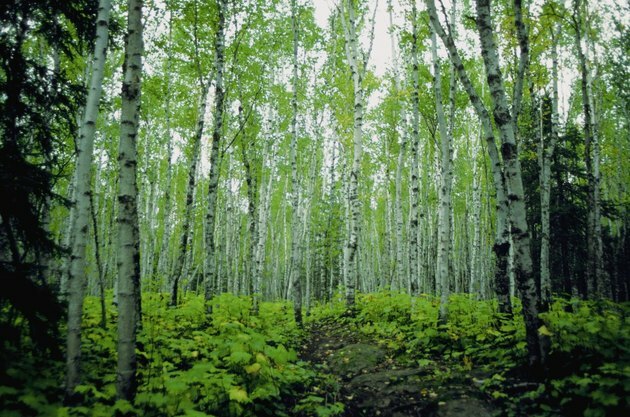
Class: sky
313,0,397,77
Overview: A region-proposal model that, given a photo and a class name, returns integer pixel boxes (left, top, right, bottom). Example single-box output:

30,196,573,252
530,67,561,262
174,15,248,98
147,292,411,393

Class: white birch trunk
157,5,174,283
573,0,606,298
289,0,303,325
65,0,112,398
426,0,512,315
475,0,544,366
469,125,482,296
431,19,453,323
204,0,226,307
170,85,208,306
408,3,421,296
341,0,364,308
538,26,560,305
116,0,143,400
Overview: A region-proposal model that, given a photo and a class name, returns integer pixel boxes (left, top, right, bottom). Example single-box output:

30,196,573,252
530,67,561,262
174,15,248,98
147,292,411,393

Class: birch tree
475,0,544,366
538,26,560,305
427,0,546,367
408,2,421,296
572,0,606,298
65,0,112,397
425,0,512,315
170,83,209,306
340,0,365,308
289,0,303,325
116,0,143,400
430,14,453,323
204,0,227,307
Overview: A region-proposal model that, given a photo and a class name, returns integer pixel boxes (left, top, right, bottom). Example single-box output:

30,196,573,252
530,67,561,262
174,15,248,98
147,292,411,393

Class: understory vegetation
1,291,628,417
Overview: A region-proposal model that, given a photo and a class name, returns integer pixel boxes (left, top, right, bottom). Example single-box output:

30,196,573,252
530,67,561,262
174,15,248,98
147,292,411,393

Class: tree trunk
204,0,226,308
573,0,606,298
431,16,453,323
475,0,544,367
65,0,112,398
408,2,421,297
538,26,560,305
157,3,174,284
289,0,303,326
170,85,209,306
341,0,364,309
469,126,482,296
426,0,512,316
116,0,143,400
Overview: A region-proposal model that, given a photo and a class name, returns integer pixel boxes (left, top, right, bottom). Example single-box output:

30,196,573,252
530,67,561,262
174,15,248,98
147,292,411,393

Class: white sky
313,0,396,77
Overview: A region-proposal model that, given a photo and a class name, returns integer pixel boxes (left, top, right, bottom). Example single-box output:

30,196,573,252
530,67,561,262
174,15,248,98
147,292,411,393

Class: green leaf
228,386,249,403
538,325,553,336
228,350,252,365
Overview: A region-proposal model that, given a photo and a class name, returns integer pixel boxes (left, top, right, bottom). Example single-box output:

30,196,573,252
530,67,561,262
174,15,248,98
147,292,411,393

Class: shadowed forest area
0,0,628,416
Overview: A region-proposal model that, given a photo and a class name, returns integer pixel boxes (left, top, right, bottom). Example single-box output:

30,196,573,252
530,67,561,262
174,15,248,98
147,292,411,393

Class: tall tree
538,25,560,305
65,0,112,397
289,0,303,325
475,0,544,367
409,2,421,296
340,0,365,309
204,0,227,307
427,0,546,367
116,0,143,400
572,0,606,298
430,9,454,323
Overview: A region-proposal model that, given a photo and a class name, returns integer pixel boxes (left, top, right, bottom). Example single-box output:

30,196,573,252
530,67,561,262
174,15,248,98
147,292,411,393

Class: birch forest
1,0,629,416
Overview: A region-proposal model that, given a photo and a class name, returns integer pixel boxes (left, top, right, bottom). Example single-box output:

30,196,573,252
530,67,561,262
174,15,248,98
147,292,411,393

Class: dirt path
301,317,497,417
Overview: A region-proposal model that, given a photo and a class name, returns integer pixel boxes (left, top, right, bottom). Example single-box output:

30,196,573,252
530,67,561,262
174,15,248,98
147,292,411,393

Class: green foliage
309,290,629,417
0,292,341,417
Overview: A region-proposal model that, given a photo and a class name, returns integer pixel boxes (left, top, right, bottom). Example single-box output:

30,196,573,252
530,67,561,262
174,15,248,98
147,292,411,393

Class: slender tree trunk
388,0,408,291
254,138,273,310
65,0,112,399
157,3,174,284
170,85,208,306
539,27,560,305
116,0,143,400
89,191,107,329
240,138,259,311
573,0,605,298
341,0,364,309
204,0,226,308
408,2,421,297
426,0,512,316
469,126,482,296
288,0,303,326
431,16,453,323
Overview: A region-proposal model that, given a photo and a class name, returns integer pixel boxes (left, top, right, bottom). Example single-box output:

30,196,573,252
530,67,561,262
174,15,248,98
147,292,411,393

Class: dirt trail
301,317,497,417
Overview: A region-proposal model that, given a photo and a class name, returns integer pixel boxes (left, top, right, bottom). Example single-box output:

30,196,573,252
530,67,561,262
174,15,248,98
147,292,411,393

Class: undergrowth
0,292,342,417
308,291,629,417
1,290,628,417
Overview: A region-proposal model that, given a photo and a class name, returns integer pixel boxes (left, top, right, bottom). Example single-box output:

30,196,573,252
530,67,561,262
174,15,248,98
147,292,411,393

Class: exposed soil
300,317,498,417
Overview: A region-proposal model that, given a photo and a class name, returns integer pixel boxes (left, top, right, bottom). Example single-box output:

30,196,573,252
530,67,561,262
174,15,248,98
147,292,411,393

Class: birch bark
170,85,208,306
573,0,605,298
409,2,421,296
341,0,364,308
425,0,511,315
65,0,112,397
116,0,143,400
475,0,544,366
431,17,453,323
204,0,226,307
289,0,303,325
538,26,560,305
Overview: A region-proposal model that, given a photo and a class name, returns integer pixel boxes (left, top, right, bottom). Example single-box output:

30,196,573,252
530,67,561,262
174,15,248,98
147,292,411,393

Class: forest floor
301,316,498,417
